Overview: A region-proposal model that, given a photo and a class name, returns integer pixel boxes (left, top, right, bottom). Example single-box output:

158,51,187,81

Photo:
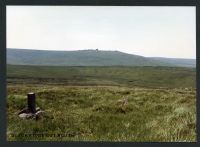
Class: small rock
18,107,44,120
19,113,34,119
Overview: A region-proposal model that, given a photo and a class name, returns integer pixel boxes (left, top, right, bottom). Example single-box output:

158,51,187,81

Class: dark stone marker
27,92,36,113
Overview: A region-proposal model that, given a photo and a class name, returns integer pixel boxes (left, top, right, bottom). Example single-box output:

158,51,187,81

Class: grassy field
7,65,196,88
7,65,196,141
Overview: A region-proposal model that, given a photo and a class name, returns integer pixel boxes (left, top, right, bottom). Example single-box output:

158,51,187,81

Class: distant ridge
7,48,196,67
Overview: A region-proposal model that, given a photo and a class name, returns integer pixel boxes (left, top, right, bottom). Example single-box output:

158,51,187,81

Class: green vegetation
7,65,196,88
7,65,196,141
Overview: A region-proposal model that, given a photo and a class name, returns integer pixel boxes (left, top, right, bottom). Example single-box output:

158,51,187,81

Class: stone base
18,107,44,120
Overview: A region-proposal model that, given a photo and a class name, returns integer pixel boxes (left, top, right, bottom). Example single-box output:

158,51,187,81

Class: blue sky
7,6,196,59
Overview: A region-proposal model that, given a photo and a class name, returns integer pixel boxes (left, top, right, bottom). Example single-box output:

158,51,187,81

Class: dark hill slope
7,48,195,67
150,57,195,68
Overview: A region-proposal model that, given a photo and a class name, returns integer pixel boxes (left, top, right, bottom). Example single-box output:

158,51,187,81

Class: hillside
7,48,169,66
7,48,195,67
150,57,196,68
7,50,196,142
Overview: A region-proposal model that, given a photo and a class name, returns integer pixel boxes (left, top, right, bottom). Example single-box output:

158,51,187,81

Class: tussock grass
7,85,196,141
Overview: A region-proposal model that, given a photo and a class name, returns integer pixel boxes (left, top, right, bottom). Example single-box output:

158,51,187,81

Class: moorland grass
7,65,196,88
7,66,196,141
7,85,196,141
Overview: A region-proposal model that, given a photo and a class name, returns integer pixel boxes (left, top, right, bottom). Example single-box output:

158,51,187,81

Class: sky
6,6,196,59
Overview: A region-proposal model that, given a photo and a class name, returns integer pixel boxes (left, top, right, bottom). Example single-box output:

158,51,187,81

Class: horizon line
7,48,196,60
